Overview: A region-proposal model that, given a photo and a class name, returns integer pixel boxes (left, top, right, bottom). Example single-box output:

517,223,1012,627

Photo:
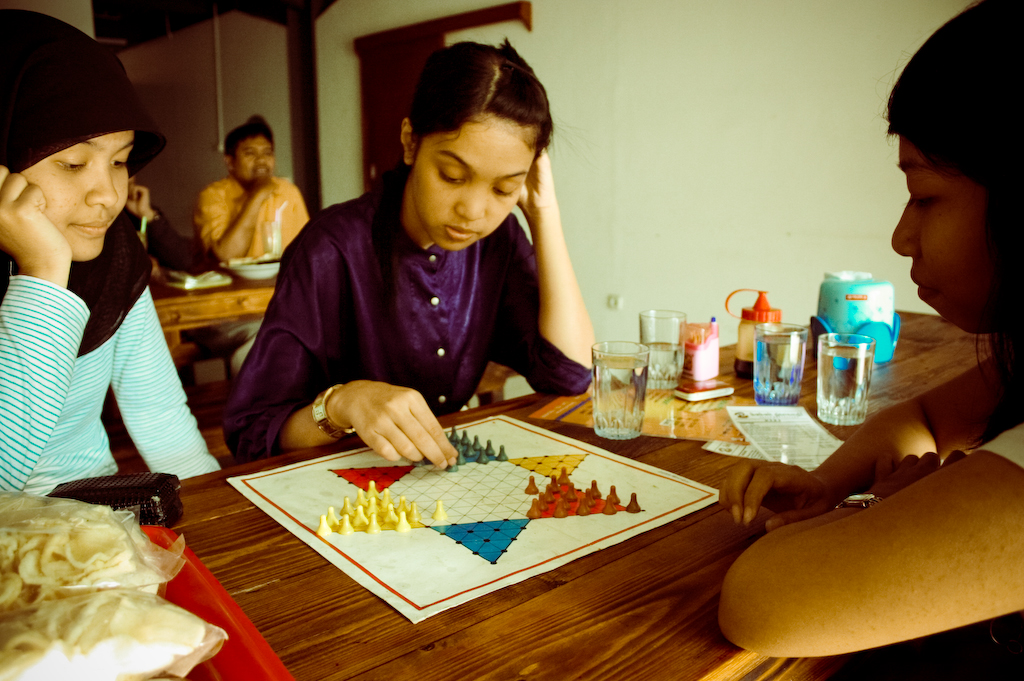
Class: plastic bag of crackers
0,492,227,679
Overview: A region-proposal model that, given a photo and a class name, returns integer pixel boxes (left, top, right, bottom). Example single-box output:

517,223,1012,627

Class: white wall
316,0,967,349
118,11,294,241
0,0,93,36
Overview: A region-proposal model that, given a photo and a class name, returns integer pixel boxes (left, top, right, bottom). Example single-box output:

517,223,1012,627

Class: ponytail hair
407,40,552,154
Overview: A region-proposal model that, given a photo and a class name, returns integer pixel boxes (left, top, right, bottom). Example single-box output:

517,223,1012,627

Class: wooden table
172,312,975,680
150,273,275,365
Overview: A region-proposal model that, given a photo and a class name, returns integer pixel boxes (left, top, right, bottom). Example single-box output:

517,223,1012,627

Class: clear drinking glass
592,341,650,439
639,310,686,389
753,323,808,406
816,333,875,425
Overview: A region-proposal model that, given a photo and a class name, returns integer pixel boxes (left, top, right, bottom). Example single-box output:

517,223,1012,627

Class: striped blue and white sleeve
0,276,90,491
109,288,220,478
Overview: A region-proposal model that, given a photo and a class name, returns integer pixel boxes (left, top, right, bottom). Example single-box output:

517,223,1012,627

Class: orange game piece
563,485,578,502
557,467,571,485
576,500,591,516
540,489,555,505
526,499,544,519
601,498,617,515
589,480,602,499
553,498,569,518
524,476,539,495
626,493,642,513
606,486,620,506
550,474,559,489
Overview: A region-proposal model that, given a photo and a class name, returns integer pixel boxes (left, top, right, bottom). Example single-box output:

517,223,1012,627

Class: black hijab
0,10,165,356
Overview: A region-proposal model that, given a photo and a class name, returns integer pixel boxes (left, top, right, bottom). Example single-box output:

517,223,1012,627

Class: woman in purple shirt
226,41,594,466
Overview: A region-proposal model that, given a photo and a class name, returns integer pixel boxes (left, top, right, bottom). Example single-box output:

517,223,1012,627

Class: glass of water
816,333,875,425
261,220,283,258
592,341,649,440
753,324,808,405
639,309,686,389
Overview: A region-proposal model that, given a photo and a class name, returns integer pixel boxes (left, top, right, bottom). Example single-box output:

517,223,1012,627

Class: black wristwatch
834,493,883,509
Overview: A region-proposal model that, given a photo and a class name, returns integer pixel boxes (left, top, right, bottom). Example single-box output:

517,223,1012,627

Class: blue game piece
447,462,459,473
485,440,495,459
497,445,508,462
456,449,467,466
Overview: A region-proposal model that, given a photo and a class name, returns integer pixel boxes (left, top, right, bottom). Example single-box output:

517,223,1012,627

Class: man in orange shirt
194,116,309,262
191,116,310,376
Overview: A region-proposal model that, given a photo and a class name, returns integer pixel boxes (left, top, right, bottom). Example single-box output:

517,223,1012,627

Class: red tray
143,526,293,681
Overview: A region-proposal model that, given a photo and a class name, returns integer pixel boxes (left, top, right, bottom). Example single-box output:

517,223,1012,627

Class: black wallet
48,472,183,526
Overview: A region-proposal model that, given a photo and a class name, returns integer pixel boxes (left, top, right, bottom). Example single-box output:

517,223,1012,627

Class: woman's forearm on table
719,451,1024,657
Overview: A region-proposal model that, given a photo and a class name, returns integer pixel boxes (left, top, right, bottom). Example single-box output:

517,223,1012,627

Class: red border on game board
235,417,716,612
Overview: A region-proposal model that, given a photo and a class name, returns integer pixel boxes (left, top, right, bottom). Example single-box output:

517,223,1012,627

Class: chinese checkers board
227,416,718,622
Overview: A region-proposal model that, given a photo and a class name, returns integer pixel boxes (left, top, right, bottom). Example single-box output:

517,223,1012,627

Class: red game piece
589,480,601,499
524,476,539,495
526,499,544,519
601,498,617,515
557,467,571,485
576,500,591,516
626,493,641,513
606,486,620,506
550,474,559,489
563,486,578,502
541,489,555,505
553,498,569,518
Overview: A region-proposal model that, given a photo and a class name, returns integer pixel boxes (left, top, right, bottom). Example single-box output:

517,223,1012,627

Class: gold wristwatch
312,385,355,438
834,493,883,509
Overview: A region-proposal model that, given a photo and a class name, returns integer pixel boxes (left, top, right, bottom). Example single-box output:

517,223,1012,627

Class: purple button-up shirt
225,170,591,462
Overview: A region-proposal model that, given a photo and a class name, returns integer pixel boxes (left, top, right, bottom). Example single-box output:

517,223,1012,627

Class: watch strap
312,385,355,439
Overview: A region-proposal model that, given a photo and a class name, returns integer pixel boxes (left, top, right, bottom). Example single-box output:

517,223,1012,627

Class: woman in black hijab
0,10,218,493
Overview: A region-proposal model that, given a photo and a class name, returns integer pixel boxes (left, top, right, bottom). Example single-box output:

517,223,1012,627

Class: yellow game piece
337,514,354,535
366,513,382,534
367,480,379,500
341,496,354,516
382,503,399,530
367,496,378,518
432,499,448,522
326,506,339,530
381,488,392,508
397,495,408,515
409,501,422,524
352,505,369,531
396,511,412,532
316,515,332,538
356,489,366,507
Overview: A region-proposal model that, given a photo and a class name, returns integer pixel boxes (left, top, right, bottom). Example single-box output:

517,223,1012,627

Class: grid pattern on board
387,459,537,525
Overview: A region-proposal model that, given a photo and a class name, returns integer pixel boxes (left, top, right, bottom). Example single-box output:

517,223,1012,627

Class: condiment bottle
725,290,782,379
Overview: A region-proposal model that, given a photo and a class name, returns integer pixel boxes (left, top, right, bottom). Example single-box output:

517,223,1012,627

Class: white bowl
223,261,280,280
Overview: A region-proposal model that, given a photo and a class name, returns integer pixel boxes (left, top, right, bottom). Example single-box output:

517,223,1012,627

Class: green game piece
497,445,508,462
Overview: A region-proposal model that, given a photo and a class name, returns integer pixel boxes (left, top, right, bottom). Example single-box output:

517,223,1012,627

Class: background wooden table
172,312,975,680
150,273,275,366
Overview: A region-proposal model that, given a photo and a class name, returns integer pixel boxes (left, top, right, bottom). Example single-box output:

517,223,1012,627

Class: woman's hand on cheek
0,166,72,285
333,380,459,468
518,151,558,219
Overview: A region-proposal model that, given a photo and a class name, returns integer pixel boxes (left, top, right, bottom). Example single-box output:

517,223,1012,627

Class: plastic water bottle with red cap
725,290,782,379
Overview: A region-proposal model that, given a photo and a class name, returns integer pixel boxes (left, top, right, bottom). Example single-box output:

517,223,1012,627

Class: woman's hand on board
330,380,458,468
719,459,837,532
0,165,72,285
